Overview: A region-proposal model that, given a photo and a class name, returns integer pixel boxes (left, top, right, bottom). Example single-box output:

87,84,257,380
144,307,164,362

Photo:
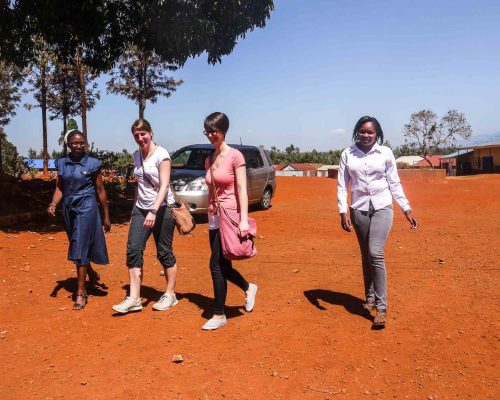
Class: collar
350,142,382,155
65,154,89,166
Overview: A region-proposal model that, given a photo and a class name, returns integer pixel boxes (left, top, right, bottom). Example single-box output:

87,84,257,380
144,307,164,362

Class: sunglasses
203,129,218,137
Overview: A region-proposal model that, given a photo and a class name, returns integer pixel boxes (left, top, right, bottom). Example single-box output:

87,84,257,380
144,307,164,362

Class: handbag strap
209,159,221,214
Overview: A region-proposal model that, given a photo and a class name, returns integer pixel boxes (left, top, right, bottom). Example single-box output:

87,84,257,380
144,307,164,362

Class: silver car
170,144,276,214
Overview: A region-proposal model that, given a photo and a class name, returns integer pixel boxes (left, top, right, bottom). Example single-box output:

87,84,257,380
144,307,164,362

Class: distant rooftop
24,159,56,169
460,131,500,148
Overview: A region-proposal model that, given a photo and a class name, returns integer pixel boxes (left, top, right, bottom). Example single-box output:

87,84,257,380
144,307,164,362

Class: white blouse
133,146,175,209
337,143,411,214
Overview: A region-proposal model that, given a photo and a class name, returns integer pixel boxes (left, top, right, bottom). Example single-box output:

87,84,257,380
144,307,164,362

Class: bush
1,137,28,178
103,177,127,199
397,162,412,169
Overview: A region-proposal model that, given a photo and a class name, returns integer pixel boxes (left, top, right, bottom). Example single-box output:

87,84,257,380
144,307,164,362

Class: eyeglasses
203,129,218,137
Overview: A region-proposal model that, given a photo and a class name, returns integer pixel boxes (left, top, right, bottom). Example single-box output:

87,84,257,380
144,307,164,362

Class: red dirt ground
0,176,499,399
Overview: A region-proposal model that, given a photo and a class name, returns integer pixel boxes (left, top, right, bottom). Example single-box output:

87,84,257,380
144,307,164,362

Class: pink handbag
210,164,257,260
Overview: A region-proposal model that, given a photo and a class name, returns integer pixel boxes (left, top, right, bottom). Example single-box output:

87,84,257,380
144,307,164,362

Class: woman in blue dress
48,130,111,310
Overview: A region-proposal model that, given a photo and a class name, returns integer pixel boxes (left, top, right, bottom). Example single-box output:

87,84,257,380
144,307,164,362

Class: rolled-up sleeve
337,150,350,214
385,149,411,212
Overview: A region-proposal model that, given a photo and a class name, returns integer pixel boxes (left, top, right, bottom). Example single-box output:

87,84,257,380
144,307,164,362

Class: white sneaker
112,296,143,314
245,283,258,312
152,292,178,311
202,315,227,330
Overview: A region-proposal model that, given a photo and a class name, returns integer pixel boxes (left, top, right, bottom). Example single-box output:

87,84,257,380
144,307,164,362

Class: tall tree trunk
138,54,145,119
41,63,49,179
0,135,3,174
424,156,434,169
139,100,145,119
63,114,67,156
79,63,87,139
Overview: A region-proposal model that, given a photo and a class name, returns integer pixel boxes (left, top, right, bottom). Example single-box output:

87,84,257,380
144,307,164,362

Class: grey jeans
350,203,393,310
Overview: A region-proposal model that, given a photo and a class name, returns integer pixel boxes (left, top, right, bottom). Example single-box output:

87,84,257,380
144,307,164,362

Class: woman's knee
368,245,385,262
126,246,144,267
157,251,176,268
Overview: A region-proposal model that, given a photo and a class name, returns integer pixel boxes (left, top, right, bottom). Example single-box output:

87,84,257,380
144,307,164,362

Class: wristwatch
149,209,157,215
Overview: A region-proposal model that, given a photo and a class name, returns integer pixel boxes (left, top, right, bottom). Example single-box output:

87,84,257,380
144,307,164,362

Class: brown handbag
170,200,196,235
139,151,196,235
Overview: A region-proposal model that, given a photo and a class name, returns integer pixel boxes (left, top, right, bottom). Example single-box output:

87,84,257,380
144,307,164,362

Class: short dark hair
204,112,229,135
352,116,384,144
66,129,85,143
131,118,152,133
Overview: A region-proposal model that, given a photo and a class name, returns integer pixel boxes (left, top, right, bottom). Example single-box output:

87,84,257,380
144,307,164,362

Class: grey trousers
350,203,393,310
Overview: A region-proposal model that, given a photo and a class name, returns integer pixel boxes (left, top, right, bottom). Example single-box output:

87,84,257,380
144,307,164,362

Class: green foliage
87,146,133,175
268,145,341,165
107,45,184,118
1,1,275,69
396,162,412,169
103,178,127,200
0,60,23,126
0,131,28,178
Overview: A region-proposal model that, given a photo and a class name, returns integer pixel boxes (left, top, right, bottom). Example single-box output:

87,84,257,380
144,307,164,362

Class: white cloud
330,128,346,135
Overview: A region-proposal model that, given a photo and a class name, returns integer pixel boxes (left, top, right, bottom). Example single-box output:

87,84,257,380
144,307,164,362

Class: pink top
205,147,246,215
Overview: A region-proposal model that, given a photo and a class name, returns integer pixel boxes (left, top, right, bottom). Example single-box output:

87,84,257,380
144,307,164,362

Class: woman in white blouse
337,116,418,328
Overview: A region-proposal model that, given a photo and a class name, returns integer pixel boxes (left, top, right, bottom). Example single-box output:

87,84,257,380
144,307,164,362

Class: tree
404,109,472,168
47,62,81,155
72,50,101,139
0,128,28,178
1,1,274,69
0,60,23,174
107,45,183,118
57,118,79,155
24,40,54,179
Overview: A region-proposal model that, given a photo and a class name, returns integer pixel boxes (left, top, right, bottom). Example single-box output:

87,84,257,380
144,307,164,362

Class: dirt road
0,176,498,399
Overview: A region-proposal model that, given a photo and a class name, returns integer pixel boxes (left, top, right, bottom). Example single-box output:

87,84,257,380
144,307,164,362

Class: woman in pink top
202,112,258,330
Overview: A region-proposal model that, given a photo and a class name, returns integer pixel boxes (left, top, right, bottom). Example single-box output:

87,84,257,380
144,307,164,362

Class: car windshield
171,148,214,170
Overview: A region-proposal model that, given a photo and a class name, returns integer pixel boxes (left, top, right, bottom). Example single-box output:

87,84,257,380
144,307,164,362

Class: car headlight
186,177,208,191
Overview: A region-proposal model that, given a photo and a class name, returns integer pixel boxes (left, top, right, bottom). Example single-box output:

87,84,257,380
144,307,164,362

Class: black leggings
209,229,249,315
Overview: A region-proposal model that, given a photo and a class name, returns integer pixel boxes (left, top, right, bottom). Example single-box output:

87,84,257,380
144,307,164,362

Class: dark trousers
126,205,176,268
209,229,249,315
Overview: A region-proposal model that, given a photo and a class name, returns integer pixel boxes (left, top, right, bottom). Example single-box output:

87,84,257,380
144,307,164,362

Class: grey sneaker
152,292,178,311
202,315,227,330
245,283,258,312
112,296,143,314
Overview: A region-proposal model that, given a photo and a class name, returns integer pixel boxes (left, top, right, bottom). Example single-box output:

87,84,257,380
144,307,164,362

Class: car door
243,148,268,203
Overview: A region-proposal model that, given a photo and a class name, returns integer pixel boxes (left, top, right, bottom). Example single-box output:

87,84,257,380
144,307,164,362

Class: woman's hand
404,210,418,230
340,213,352,232
47,203,57,216
103,218,111,233
238,219,250,238
143,212,156,229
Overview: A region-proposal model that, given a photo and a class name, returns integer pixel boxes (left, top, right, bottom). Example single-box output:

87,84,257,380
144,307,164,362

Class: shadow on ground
50,277,109,301
303,289,373,321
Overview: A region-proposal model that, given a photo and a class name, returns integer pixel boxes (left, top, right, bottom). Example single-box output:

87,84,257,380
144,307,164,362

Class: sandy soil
0,176,498,399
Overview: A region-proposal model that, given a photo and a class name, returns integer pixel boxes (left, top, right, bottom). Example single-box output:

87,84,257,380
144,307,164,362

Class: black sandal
88,270,100,288
73,292,88,310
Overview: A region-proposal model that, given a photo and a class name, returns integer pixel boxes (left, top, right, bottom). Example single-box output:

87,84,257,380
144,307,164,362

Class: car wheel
260,187,272,210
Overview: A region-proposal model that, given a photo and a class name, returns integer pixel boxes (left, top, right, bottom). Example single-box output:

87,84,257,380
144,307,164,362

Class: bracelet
49,203,57,207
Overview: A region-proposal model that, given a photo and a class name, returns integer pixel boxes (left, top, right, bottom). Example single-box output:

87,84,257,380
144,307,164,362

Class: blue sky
7,0,500,156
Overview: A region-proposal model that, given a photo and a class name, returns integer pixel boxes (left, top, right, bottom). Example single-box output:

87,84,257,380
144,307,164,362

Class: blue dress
56,155,109,265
